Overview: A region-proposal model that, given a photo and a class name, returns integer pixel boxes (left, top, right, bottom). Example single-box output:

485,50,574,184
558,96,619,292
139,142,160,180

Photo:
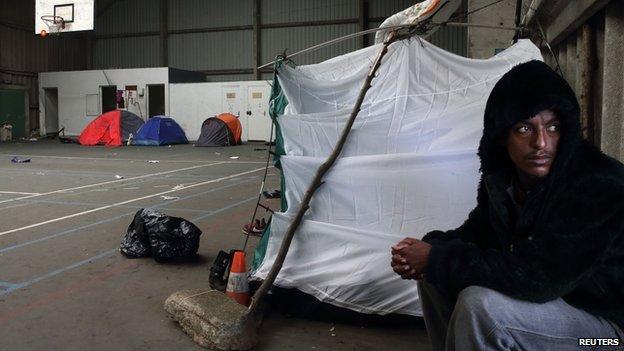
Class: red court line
0,259,140,326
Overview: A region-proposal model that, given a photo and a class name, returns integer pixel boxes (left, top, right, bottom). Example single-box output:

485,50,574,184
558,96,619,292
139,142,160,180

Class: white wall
170,81,272,141
38,67,170,135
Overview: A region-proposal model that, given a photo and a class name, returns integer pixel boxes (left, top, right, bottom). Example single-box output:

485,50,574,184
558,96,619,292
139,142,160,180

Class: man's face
506,110,561,183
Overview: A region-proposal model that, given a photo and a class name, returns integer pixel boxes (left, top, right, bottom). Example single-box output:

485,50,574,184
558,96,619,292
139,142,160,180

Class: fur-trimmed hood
423,60,624,330
478,60,581,177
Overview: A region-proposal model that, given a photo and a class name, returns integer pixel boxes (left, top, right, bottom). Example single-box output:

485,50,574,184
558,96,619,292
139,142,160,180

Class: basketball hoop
40,15,65,36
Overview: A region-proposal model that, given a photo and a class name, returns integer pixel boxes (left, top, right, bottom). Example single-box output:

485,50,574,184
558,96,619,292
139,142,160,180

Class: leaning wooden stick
248,30,400,313
164,30,403,351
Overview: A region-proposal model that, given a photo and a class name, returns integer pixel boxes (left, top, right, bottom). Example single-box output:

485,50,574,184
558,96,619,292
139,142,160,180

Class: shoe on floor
242,218,266,236
262,189,281,199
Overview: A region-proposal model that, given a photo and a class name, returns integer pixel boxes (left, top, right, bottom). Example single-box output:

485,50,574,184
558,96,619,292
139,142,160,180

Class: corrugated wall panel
94,37,160,69
169,0,252,30
262,0,357,24
428,26,467,56
262,24,359,66
0,0,33,25
169,31,253,71
367,0,414,19
367,21,382,46
96,0,159,35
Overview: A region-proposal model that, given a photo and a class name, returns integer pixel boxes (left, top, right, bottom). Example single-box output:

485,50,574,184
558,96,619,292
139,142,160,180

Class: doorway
147,84,165,118
0,88,27,139
101,85,117,113
43,88,59,135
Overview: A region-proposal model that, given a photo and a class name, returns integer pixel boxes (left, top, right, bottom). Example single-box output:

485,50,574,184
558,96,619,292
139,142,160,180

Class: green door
0,90,26,139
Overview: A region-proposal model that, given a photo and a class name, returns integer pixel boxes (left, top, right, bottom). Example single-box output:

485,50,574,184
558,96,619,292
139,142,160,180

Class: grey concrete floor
0,140,431,351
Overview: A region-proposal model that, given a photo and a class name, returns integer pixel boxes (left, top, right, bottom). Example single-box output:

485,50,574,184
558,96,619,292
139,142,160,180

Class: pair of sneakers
242,218,267,236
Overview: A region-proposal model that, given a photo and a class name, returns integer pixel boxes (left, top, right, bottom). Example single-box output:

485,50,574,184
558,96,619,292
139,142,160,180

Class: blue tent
132,116,188,146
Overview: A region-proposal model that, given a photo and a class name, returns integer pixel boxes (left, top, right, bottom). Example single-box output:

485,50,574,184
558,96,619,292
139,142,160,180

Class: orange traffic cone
225,250,250,306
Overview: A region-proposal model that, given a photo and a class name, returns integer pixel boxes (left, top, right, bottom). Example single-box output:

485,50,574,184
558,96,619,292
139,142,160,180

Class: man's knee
453,285,509,323
448,286,518,350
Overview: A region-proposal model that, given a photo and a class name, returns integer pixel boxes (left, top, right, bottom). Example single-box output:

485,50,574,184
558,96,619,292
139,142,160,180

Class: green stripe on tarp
252,59,291,271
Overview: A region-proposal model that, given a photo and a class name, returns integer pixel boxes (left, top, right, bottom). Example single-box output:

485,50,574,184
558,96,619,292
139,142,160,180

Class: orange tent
216,113,242,144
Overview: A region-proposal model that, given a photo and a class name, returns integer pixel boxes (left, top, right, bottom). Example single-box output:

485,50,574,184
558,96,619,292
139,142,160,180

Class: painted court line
0,153,268,164
0,178,256,254
0,172,211,213
0,281,18,288
28,199,213,214
192,196,258,221
0,191,41,195
0,177,157,213
0,161,225,205
0,260,139,326
0,166,266,237
0,195,258,296
1,249,118,295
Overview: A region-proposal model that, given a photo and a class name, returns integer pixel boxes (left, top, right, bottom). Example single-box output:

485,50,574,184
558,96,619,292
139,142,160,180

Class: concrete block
164,289,259,350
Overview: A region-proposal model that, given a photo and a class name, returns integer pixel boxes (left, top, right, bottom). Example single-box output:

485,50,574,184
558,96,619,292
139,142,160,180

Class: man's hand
391,237,432,280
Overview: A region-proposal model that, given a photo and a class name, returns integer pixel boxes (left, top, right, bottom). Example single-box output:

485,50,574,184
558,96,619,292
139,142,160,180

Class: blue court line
1,249,118,295
0,177,257,254
192,196,259,222
0,281,19,289
0,195,258,296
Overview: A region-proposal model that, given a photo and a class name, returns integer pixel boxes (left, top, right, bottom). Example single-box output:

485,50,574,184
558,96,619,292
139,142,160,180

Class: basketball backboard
35,0,94,35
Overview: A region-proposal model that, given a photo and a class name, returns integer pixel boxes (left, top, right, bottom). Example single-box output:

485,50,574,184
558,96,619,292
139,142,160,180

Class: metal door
245,85,270,141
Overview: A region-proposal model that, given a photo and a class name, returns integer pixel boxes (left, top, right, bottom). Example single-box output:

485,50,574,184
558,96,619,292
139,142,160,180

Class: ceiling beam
542,0,611,46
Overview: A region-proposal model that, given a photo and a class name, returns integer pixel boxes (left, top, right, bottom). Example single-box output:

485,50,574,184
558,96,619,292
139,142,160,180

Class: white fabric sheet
252,38,542,316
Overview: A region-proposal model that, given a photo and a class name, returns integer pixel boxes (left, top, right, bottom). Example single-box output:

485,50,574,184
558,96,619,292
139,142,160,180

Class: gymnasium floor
0,140,430,351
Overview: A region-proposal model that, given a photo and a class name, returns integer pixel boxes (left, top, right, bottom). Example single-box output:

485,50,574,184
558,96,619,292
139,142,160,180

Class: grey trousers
417,281,624,351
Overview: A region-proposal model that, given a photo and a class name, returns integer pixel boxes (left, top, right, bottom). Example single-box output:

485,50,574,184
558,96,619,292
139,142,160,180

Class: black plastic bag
120,208,202,262
119,209,152,258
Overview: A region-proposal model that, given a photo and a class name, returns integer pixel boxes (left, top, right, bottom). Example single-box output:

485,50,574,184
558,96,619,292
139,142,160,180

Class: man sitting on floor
390,60,624,350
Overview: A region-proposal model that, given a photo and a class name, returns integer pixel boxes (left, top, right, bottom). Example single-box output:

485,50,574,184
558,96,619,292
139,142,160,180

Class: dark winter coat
422,60,624,329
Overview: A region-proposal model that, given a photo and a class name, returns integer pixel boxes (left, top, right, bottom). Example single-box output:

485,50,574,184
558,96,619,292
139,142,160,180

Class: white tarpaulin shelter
251,38,542,316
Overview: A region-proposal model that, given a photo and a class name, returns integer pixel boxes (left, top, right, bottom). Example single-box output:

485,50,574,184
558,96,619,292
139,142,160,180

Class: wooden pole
248,30,399,314
579,24,594,143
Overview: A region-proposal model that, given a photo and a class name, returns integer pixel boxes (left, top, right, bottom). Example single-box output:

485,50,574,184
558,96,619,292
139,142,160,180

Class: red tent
79,110,144,146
